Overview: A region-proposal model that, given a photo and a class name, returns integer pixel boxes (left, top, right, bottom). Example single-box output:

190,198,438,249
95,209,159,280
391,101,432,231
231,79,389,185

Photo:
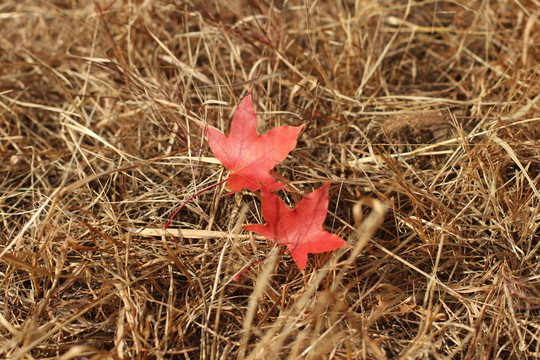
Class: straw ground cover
1,0,539,358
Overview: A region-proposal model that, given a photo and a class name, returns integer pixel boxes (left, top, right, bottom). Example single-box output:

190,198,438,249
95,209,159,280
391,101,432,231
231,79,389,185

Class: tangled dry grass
1,1,539,359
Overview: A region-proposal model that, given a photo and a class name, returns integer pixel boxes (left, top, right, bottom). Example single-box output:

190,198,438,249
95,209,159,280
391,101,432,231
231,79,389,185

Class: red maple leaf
205,93,304,194
243,182,348,270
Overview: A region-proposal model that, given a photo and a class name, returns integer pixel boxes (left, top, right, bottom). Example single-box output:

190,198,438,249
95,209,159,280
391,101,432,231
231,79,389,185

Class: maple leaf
243,182,348,270
205,93,304,194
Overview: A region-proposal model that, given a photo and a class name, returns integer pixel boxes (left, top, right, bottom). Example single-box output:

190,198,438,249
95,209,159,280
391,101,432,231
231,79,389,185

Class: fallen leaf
243,182,348,270
205,93,304,194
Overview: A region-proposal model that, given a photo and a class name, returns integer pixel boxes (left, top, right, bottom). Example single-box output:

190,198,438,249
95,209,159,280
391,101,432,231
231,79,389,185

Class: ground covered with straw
1,1,539,359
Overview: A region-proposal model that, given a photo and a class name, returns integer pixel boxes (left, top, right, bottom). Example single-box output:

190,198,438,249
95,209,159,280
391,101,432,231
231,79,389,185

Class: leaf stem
164,178,227,229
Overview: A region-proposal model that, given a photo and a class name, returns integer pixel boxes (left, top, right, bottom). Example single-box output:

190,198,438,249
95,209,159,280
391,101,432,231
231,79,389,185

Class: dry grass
1,1,539,359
